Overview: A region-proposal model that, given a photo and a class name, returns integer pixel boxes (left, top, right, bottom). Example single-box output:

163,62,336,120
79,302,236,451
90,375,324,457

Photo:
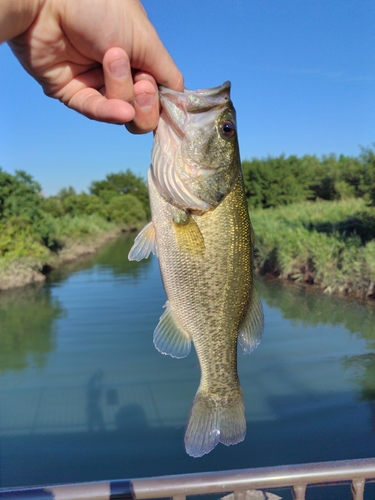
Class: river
1,234,375,496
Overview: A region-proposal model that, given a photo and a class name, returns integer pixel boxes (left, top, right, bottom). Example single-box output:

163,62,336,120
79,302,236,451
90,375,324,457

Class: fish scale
129,82,264,457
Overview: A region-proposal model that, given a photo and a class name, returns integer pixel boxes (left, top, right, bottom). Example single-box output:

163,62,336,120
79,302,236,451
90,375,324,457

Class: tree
0,169,43,221
90,170,150,217
105,194,146,226
0,168,57,251
242,155,314,209
359,146,375,205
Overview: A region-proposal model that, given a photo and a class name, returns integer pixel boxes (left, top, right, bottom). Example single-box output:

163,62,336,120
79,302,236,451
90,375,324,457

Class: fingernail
108,58,129,79
135,92,156,109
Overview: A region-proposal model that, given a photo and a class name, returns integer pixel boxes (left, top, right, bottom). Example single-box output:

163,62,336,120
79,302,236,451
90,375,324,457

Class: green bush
53,213,116,240
62,193,106,217
242,155,314,208
42,191,106,218
0,218,51,259
242,149,375,209
90,170,150,218
251,197,375,297
359,146,375,205
0,169,59,252
0,169,42,220
0,167,150,261
105,194,146,226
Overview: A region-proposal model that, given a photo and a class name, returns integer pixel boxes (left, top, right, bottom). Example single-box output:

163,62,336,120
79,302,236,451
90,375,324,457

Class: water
1,234,375,494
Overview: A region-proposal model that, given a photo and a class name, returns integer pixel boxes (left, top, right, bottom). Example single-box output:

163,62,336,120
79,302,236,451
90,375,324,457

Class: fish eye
220,120,236,139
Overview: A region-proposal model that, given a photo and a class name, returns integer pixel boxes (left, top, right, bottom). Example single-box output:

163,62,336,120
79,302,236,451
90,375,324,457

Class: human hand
6,0,184,132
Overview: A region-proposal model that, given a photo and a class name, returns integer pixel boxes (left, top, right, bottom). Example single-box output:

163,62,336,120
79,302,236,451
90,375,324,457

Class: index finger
132,16,184,91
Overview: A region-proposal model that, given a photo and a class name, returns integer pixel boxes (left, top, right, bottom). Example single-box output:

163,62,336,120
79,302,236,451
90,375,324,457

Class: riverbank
0,223,141,291
2,196,375,302
251,197,375,301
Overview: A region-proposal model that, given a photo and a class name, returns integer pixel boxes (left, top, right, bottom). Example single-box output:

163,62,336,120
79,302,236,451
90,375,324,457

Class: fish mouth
159,81,231,113
158,82,232,137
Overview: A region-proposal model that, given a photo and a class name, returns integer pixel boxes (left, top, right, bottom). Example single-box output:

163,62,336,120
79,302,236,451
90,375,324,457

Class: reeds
251,198,375,300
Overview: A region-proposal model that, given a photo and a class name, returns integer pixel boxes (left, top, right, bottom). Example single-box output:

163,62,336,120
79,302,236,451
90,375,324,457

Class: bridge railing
1,457,375,500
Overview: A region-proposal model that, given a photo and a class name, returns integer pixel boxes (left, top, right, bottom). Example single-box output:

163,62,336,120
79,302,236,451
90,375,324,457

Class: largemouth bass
129,81,263,458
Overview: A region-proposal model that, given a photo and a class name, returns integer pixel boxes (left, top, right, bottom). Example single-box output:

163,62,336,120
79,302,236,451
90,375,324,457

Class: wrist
0,0,46,44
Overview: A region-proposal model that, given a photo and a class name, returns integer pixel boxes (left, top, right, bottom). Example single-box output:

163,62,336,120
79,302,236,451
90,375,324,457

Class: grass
250,197,375,300
0,214,146,290
2,193,375,301
53,213,117,241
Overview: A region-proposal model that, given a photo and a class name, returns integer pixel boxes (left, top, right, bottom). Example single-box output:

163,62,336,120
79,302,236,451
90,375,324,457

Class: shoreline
2,228,374,307
254,265,375,306
0,227,127,291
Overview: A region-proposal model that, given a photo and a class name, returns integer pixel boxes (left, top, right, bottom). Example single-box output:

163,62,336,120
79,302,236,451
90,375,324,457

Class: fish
128,81,264,458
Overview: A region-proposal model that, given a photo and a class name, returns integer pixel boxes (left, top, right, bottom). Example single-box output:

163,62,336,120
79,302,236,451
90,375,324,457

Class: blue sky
1,0,374,196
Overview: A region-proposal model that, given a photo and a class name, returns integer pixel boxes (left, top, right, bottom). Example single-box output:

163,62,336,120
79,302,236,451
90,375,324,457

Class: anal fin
154,301,191,358
239,287,264,354
128,221,157,261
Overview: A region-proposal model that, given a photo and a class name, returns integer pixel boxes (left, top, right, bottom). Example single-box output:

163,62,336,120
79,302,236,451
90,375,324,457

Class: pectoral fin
172,209,205,254
154,301,191,358
239,287,264,354
128,221,157,261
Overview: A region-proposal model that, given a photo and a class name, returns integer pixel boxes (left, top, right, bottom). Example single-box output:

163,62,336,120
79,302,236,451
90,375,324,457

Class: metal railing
1,458,375,500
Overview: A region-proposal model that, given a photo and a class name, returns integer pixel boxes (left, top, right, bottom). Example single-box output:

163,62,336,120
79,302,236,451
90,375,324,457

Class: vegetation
0,168,149,288
1,145,375,299
243,146,375,300
42,169,149,222
251,197,375,299
243,147,375,209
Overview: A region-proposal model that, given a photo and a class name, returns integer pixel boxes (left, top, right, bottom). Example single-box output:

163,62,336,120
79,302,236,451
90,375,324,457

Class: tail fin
184,390,246,458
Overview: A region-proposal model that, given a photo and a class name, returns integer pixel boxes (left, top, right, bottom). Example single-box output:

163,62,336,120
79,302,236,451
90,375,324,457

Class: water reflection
258,276,375,434
344,353,375,431
94,233,151,278
46,234,151,287
257,277,375,340
116,404,148,434
0,284,64,372
2,236,375,490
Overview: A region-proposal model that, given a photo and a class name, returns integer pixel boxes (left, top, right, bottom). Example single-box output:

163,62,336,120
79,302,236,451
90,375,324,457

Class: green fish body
129,82,263,457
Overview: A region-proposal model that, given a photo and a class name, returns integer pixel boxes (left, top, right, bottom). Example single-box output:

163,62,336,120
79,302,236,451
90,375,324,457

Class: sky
0,0,374,196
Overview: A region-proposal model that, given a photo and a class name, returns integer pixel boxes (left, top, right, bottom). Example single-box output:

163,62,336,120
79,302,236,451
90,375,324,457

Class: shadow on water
2,234,375,495
85,372,147,436
2,388,375,491
86,370,105,433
